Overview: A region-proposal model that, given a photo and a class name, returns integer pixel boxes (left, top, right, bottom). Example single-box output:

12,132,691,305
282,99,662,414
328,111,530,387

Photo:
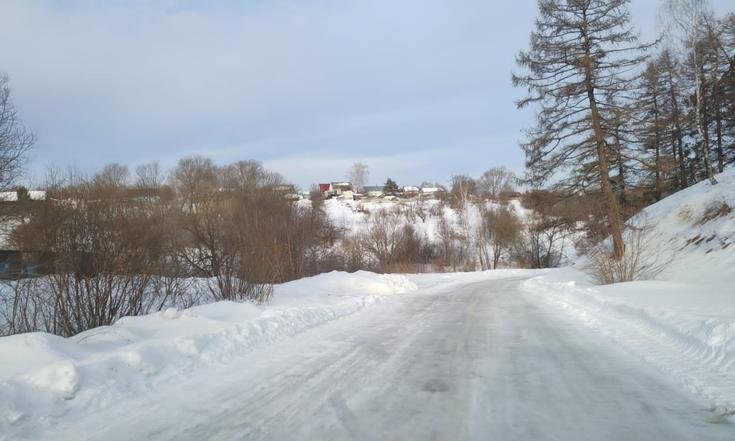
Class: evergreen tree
637,58,682,200
383,178,400,196
663,0,719,184
658,50,690,188
514,0,650,260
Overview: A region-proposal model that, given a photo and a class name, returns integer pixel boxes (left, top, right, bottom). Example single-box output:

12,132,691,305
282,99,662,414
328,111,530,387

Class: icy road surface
46,277,733,440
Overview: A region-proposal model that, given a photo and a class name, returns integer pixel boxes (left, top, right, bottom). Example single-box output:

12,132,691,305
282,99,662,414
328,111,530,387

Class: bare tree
662,0,719,184
477,206,522,269
478,167,516,201
135,162,162,189
170,156,218,210
347,162,369,193
450,174,477,209
95,163,130,188
361,209,407,271
514,0,651,260
0,74,34,190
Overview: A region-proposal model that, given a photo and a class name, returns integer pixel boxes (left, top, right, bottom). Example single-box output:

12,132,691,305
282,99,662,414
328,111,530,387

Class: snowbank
522,270,735,412
523,170,735,413
0,271,417,437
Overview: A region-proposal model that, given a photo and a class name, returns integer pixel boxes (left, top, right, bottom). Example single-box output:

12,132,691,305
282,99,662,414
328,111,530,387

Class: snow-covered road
35,277,735,440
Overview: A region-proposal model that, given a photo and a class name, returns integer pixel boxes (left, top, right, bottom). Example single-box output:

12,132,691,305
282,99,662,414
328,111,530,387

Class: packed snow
0,269,534,439
0,271,419,436
3,271,733,440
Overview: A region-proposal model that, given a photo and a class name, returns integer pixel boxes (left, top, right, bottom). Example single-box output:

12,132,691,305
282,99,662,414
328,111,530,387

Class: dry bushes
342,208,438,273
476,206,522,269
1,158,339,336
0,278,50,335
697,201,732,225
8,170,172,335
511,213,568,269
361,209,416,272
584,221,668,284
173,158,334,302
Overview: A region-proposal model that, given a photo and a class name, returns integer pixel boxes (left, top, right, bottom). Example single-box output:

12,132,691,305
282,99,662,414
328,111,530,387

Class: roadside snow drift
0,271,417,436
523,270,735,413
523,169,735,413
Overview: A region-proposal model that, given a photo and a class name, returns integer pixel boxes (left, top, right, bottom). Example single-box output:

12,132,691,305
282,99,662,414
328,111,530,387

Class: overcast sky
0,0,732,189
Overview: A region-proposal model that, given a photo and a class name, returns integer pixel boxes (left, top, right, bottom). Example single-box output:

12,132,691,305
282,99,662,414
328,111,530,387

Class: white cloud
3,0,731,187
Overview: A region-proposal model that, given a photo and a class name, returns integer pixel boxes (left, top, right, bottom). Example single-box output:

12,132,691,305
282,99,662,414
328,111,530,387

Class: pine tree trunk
713,72,725,173
613,126,628,208
616,149,627,208
653,92,662,200
695,53,718,184
668,72,688,188
582,26,625,260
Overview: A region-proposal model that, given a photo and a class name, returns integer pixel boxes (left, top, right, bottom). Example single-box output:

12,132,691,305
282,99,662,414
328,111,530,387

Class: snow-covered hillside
630,169,735,284
319,197,531,244
522,169,735,413
312,196,581,269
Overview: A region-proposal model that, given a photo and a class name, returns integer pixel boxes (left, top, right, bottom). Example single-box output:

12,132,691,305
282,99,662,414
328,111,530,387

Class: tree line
0,71,568,337
514,0,735,262
0,158,341,336
0,156,580,336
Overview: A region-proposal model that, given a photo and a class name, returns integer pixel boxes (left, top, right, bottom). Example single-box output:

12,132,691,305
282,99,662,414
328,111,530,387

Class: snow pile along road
522,270,735,413
523,170,735,414
0,271,417,436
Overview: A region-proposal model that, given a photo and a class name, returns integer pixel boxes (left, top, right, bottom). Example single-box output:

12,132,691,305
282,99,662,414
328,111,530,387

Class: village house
271,184,300,201
420,187,445,199
318,182,354,199
362,186,384,198
402,186,419,197
0,190,52,279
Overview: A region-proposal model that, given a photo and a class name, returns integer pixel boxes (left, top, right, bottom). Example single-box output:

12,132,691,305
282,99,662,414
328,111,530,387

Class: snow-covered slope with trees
632,169,735,284
522,169,735,413
315,196,579,272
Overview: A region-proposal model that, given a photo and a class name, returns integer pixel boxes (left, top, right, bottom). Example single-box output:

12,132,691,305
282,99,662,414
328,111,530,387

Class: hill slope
634,169,735,284
522,169,735,414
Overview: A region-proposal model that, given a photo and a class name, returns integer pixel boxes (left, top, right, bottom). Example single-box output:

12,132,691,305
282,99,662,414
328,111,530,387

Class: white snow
0,271,419,436
521,169,735,413
4,270,731,440
1,171,733,438
317,197,563,266
630,170,735,284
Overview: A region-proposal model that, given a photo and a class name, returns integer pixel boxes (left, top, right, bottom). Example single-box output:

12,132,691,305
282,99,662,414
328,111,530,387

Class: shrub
584,222,668,284
697,201,732,225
